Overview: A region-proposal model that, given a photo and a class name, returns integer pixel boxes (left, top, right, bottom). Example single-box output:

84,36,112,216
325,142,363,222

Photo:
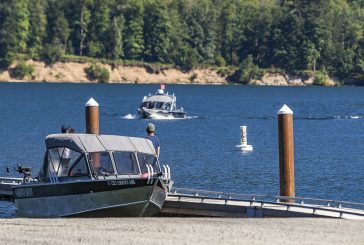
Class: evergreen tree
0,0,30,67
86,0,110,57
167,0,195,68
0,0,362,80
143,0,171,62
46,0,70,52
65,0,92,56
28,0,47,58
108,16,124,60
123,0,144,60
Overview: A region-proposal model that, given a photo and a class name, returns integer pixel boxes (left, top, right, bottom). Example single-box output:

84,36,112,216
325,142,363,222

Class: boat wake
234,115,364,121
149,115,205,120
301,115,363,120
121,114,138,120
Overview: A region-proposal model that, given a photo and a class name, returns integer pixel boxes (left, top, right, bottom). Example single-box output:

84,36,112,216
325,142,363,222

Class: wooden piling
85,98,99,134
278,104,295,200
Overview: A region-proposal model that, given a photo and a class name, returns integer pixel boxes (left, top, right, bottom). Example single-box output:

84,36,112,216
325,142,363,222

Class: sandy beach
0,218,363,245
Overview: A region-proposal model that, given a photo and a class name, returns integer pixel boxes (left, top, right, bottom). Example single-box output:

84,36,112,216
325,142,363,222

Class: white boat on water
138,85,187,119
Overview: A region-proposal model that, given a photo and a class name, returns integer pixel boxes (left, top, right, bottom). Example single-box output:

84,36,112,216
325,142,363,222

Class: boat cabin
37,134,160,183
140,94,175,111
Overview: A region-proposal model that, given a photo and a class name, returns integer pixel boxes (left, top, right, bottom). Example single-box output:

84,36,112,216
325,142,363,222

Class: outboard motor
16,164,32,182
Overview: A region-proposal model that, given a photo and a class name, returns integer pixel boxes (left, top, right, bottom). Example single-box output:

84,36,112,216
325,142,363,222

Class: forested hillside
0,0,363,81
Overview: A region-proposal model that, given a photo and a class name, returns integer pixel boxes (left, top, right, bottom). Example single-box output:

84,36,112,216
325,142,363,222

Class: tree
217,0,238,65
123,0,144,60
143,0,171,62
108,16,124,59
65,0,92,56
0,0,30,67
28,0,47,58
46,0,70,53
86,0,110,58
269,9,305,71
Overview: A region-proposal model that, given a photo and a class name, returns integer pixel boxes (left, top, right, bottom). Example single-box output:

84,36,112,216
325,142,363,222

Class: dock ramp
161,188,364,220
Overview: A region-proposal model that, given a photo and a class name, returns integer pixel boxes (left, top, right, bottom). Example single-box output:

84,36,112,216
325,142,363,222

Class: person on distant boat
145,123,160,157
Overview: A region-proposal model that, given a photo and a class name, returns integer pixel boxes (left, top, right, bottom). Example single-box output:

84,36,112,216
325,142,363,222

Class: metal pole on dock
278,104,295,200
85,98,99,134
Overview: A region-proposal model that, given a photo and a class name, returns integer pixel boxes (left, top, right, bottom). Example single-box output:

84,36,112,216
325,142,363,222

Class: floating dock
161,188,364,220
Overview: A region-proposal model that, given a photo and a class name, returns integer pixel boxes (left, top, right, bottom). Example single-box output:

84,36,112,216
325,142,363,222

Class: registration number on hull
14,188,33,198
107,180,136,186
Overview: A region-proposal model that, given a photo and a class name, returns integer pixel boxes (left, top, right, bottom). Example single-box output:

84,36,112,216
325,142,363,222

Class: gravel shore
0,218,363,245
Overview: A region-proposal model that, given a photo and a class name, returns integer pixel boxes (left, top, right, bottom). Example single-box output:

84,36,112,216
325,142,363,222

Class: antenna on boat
235,126,253,152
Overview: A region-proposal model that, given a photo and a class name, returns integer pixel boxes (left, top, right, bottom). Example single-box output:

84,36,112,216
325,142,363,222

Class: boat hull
14,178,167,217
139,109,187,119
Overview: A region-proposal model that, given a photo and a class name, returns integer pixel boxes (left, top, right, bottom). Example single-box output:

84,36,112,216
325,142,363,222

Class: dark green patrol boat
12,133,172,217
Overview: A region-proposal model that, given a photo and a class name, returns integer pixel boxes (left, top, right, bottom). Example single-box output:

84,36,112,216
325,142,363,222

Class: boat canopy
143,95,173,103
45,134,155,155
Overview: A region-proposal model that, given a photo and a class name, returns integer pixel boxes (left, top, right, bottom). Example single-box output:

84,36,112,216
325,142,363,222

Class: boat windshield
113,151,140,175
88,152,115,176
47,147,83,178
137,153,160,173
141,101,170,110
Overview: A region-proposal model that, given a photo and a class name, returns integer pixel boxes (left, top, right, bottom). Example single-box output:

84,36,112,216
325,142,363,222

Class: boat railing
162,165,171,181
170,187,364,212
0,177,23,185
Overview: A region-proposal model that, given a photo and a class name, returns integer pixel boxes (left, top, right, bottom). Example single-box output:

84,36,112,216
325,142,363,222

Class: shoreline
0,218,363,244
0,59,347,86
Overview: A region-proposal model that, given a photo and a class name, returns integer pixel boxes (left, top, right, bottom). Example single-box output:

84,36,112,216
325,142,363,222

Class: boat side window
163,103,171,110
113,152,140,175
137,153,159,173
88,152,114,176
155,102,163,109
47,147,82,177
69,155,89,177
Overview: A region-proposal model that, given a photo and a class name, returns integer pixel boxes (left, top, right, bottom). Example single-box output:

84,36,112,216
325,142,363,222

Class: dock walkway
161,188,364,220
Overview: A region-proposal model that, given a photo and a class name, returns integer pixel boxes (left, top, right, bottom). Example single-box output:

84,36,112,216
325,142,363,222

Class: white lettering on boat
15,188,33,198
107,180,136,186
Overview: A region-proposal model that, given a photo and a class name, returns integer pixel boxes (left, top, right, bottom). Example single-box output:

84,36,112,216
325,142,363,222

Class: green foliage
123,0,144,60
46,1,70,50
215,55,226,67
143,0,171,62
313,69,329,86
86,0,110,58
28,0,47,58
0,0,362,82
10,62,35,79
42,43,64,64
217,66,234,77
0,52,16,69
0,0,30,68
87,41,104,58
238,55,263,84
84,63,110,83
108,16,124,60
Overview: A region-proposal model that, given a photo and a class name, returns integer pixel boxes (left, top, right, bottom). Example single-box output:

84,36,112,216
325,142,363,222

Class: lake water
0,83,364,217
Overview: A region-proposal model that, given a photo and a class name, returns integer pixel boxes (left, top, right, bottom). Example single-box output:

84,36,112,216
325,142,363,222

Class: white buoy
235,126,253,152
